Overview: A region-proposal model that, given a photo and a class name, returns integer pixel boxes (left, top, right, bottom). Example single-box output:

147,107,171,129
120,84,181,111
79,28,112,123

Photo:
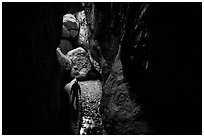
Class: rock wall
3,2,201,135
3,3,77,134
85,2,202,135
84,2,152,134
101,46,150,134
57,9,103,82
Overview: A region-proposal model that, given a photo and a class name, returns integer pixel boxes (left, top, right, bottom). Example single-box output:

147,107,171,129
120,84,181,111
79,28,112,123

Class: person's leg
72,90,79,119
76,91,79,110
71,91,76,110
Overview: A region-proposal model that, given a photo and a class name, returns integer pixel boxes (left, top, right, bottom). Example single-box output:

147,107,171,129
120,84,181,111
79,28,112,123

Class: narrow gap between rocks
58,6,105,134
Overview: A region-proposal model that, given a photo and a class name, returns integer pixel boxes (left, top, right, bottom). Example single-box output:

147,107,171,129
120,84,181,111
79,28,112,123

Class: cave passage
79,80,106,135
57,2,202,135
3,2,201,135
57,7,106,134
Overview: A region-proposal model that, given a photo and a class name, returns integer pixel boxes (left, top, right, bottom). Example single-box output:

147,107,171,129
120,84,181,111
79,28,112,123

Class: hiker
70,79,81,111
63,66,80,106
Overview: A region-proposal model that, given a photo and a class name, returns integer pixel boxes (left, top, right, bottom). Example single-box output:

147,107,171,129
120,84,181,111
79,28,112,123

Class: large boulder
62,14,79,38
63,14,79,29
67,47,102,80
67,47,91,75
56,46,101,78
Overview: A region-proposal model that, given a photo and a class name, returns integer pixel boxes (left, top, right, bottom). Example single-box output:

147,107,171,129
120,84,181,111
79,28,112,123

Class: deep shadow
121,3,202,134
3,2,82,135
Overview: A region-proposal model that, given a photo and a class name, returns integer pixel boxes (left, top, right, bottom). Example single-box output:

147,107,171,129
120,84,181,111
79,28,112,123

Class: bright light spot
76,10,89,46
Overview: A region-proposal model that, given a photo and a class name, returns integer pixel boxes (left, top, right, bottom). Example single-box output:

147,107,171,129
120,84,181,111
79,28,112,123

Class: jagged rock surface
83,2,152,134
67,47,101,77
100,48,149,134
75,10,89,47
63,14,79,38
67,47,91,75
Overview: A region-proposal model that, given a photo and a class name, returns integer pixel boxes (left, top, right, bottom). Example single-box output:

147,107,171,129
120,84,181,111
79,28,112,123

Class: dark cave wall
91,3,152,134
120,3,202,134
84,2,132,81
143,3,202,134
87,2,201,134
3,3,76,134
129,3,201,134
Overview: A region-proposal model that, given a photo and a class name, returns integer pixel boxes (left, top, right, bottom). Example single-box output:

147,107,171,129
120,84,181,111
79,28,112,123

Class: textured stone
75,10,89,46
70,66,80,78
62,14,79,38
67,47,92,75
100,47,149,134
57,45,102,80
63,14,79,29
88,51,102,74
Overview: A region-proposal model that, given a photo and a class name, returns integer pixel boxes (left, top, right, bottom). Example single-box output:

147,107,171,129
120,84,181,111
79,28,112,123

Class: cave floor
78,80,106,135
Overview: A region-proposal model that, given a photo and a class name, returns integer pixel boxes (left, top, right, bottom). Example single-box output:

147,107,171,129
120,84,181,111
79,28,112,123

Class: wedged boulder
67,47,92,75
57,46,102,80
67,47,102,80
63,14,79,29
62,14,79,38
